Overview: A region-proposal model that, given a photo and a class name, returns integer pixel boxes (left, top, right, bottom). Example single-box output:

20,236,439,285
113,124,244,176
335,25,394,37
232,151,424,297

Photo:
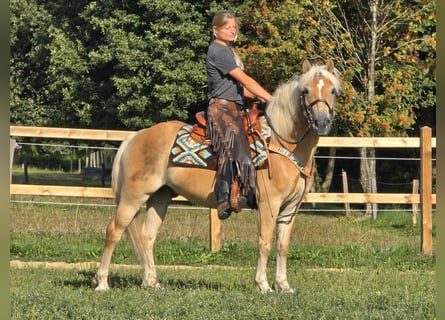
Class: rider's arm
229,68,272,103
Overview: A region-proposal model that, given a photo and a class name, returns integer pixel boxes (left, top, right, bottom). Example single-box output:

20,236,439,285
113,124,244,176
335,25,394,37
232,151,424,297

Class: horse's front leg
273,212,297,293
255,207,276,293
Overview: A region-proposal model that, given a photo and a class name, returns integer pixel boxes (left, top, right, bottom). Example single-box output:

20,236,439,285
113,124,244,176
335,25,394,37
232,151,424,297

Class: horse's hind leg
126,186,173,289
94,197,147,291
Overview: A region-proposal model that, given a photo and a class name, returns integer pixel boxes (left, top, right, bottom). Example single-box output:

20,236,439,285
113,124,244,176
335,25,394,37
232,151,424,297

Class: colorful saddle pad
170,117,271,169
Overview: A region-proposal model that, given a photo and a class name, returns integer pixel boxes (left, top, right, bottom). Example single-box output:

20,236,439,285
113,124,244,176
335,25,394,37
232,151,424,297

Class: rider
206,10,272,219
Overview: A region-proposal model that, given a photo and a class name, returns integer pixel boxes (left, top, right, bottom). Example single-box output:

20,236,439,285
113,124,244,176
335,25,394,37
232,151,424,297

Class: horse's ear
302,60,311,73
326,60,334,73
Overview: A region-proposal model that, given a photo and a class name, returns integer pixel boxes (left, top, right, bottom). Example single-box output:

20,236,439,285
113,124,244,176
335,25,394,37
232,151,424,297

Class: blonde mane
266,63,341,139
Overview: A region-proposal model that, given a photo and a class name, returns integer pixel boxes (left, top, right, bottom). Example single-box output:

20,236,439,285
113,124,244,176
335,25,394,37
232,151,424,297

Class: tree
77,0,210,129
234,0,335,90
10,0,54,126
10,0,212,130
325,0,435,216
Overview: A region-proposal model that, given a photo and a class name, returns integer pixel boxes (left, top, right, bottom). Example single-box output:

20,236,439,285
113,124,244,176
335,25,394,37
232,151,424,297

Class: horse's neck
271,129,319,167
292,131,319,165
296,131,319,165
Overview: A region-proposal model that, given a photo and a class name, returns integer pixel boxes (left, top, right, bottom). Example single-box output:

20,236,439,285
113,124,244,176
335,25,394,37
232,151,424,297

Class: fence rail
10,184,435,204
10,125,436,254
10,125,436,147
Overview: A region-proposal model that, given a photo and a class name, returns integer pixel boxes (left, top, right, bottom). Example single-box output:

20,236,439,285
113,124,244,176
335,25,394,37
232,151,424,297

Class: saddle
190,102,264,144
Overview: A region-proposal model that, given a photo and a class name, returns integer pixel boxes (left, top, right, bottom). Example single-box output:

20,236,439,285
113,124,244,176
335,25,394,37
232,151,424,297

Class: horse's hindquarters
117,121,218,208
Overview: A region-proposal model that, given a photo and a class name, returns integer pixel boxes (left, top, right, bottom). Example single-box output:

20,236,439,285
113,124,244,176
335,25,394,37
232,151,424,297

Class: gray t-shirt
206,42,244,107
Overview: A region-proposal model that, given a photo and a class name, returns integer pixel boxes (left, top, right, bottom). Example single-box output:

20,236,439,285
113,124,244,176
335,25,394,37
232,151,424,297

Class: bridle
302,97,335,124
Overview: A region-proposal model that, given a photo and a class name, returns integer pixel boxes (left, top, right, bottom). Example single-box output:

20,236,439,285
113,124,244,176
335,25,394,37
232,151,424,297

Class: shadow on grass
58,270,141,290
60,270,248,291
162,278,247,291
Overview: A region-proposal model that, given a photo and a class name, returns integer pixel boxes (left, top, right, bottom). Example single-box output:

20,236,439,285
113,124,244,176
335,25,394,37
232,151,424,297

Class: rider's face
214,18,237,43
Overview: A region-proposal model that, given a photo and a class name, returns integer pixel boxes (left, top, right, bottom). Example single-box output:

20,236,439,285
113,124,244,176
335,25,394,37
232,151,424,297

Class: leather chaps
207,98,256,211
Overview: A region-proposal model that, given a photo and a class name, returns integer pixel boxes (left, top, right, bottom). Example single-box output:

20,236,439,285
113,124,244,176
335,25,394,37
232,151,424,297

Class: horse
94,60,342,293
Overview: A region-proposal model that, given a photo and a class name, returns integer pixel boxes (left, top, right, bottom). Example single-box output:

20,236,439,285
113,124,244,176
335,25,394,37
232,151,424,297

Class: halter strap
263,108,311,145
303,98,334,122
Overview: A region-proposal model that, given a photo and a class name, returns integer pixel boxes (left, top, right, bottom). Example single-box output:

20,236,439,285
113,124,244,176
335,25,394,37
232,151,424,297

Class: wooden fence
10,125,436,254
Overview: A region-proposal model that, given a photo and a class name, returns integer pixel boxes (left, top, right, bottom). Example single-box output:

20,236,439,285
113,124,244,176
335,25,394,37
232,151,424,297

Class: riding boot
214,177,232,220
246,189,257,209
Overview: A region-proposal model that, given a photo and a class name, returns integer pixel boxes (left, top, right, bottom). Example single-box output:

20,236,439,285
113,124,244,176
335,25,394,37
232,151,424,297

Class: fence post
412,179,419,226
371,177,378,219
420,126,432,255
209,208,221,252
10,139,17,183
101,162,106,187
341,170,351,217
24,160,29,184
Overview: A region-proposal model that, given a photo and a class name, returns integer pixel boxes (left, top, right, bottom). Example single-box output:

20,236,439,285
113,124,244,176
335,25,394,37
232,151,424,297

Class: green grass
10,169,436,319
9,230,434,271
11,266,435,319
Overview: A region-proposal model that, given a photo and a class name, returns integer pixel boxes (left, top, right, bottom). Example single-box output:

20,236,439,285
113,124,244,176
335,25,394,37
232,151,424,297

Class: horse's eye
302,88,308,95
331,88,336,95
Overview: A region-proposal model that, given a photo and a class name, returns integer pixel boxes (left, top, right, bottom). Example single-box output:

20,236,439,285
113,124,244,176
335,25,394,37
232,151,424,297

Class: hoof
142,281,163,290
278,287,295,294
94,283,110,292
273,283,295,294
256,282,274,294
260,287,274,294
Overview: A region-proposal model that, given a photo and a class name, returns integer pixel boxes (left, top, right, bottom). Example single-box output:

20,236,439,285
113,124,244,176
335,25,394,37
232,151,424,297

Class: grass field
10,169,436,319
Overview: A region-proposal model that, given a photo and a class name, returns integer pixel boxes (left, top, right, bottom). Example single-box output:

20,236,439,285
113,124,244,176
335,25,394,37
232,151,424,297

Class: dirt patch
10,260,434,274
9,260,245,271
11,260,105,270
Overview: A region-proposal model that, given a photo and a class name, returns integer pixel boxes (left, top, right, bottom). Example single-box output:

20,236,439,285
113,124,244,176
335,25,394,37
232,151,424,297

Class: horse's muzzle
312,118,332,136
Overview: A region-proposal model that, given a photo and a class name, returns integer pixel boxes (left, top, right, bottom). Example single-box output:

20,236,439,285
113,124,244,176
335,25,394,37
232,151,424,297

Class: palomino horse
94,60,341,293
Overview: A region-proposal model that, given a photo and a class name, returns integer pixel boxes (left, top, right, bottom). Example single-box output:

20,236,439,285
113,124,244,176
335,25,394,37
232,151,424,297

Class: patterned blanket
170,117,271,169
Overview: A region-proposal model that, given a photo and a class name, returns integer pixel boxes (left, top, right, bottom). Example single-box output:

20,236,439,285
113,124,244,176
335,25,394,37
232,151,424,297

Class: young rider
206,10,272,219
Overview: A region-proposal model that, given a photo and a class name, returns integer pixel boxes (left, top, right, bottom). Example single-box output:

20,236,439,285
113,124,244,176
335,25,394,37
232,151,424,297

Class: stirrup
217,202,233,220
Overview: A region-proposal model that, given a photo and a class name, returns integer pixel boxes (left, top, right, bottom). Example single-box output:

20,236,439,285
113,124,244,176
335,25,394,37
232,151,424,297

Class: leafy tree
325,0,435,216
10,0,54,126
326,0,436,138
10,0,212,130
233,0,334,90
233,0,435,136
77,0,210,129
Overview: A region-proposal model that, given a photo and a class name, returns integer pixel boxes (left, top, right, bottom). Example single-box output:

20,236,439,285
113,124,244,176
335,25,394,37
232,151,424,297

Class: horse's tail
112,132,137,205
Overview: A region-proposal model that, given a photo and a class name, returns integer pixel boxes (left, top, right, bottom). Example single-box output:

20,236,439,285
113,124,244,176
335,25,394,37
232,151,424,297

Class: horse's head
299,60,342,136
